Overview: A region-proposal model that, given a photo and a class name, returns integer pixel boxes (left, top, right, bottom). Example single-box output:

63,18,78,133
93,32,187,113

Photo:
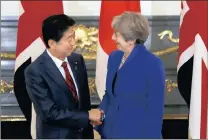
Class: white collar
47,50,68,69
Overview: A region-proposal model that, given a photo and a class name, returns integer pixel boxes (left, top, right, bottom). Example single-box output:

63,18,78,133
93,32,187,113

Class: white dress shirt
47,50,79,100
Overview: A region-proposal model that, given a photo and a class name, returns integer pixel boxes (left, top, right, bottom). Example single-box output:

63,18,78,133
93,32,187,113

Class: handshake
88,109,105,127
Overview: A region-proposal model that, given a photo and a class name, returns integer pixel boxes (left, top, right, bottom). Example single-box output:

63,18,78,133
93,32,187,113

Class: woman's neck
124,44,135,58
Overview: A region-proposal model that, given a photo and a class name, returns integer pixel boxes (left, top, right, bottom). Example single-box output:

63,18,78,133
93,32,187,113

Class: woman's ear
128,40,136,45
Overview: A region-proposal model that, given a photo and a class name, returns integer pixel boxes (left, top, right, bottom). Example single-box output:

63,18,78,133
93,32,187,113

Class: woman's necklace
119,54,127,69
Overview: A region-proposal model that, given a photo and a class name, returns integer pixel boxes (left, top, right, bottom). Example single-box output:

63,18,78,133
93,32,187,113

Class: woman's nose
112,34,116,40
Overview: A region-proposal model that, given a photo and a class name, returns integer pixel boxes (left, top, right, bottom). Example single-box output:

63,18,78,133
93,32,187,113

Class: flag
14,1,63,139
177,1,208,139
95,1,141,100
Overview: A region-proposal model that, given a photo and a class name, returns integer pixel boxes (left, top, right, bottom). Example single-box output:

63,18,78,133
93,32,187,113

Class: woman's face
112,31,129,52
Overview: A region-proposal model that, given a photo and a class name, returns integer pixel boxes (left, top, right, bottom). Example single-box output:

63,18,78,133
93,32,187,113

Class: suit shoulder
144,51,165,75
24,62,37,76
24,55,43,75
70,52,83,60
146,50,163,65
139,50,163,71
71,52,82,58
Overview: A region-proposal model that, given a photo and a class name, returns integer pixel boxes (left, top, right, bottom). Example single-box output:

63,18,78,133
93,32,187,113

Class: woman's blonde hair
111,11,149,43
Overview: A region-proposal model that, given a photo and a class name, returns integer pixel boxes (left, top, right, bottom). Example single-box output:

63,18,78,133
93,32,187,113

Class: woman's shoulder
145,50,164,67
109,50,123,58
107,50,123,68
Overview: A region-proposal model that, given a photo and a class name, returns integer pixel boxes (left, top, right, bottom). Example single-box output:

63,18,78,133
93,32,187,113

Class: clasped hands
88,109,104,127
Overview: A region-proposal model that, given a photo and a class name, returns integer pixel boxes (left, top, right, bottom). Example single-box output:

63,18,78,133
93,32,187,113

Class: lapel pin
74,61,78,70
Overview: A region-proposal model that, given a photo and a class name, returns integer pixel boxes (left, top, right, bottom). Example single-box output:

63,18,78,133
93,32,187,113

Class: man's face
54,26,76,57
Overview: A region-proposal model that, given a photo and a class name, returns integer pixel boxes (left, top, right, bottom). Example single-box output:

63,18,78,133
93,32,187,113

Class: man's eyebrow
66,32,75,39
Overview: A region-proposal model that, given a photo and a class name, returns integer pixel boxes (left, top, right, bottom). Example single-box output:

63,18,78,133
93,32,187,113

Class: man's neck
48,49,65,61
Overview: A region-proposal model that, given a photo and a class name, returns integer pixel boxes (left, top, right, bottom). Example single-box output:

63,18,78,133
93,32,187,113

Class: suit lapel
67,56,81,102
108,52,123,96
118,44,144,72
40,51,75,101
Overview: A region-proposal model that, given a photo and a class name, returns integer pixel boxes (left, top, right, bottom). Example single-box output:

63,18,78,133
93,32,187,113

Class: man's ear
48,39,56,48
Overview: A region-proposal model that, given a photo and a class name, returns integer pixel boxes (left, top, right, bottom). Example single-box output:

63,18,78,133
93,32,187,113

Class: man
24,14,103,139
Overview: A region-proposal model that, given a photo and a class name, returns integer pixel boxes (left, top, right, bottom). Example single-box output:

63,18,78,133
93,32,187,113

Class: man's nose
71,38,76,46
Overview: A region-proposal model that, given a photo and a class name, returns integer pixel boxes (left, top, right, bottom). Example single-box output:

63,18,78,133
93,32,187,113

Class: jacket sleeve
147,59,165,137
94,51,114,133
24,66,89,129
80,55,92,111
97,51,114,114
80,55,94,139
94,92,109,134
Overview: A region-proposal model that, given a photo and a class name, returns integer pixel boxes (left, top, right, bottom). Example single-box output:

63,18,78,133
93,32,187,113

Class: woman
95,12,165,138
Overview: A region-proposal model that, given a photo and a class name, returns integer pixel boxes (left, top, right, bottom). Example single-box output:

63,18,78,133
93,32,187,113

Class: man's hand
88,109,104,126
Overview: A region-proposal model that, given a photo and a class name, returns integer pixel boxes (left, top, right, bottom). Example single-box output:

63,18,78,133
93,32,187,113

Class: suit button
78,128,83,132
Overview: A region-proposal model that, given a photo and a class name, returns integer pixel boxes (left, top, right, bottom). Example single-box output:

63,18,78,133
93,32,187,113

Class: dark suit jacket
96,44,165,138
24,50,93,139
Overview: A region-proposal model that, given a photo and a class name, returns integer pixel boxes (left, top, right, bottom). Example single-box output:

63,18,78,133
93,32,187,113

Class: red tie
61,62,78,101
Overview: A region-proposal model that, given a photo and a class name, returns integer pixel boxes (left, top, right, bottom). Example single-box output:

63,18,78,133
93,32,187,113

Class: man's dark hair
42,14,75,48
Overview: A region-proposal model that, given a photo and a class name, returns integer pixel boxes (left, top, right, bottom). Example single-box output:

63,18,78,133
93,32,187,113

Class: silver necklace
119,54,127,69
